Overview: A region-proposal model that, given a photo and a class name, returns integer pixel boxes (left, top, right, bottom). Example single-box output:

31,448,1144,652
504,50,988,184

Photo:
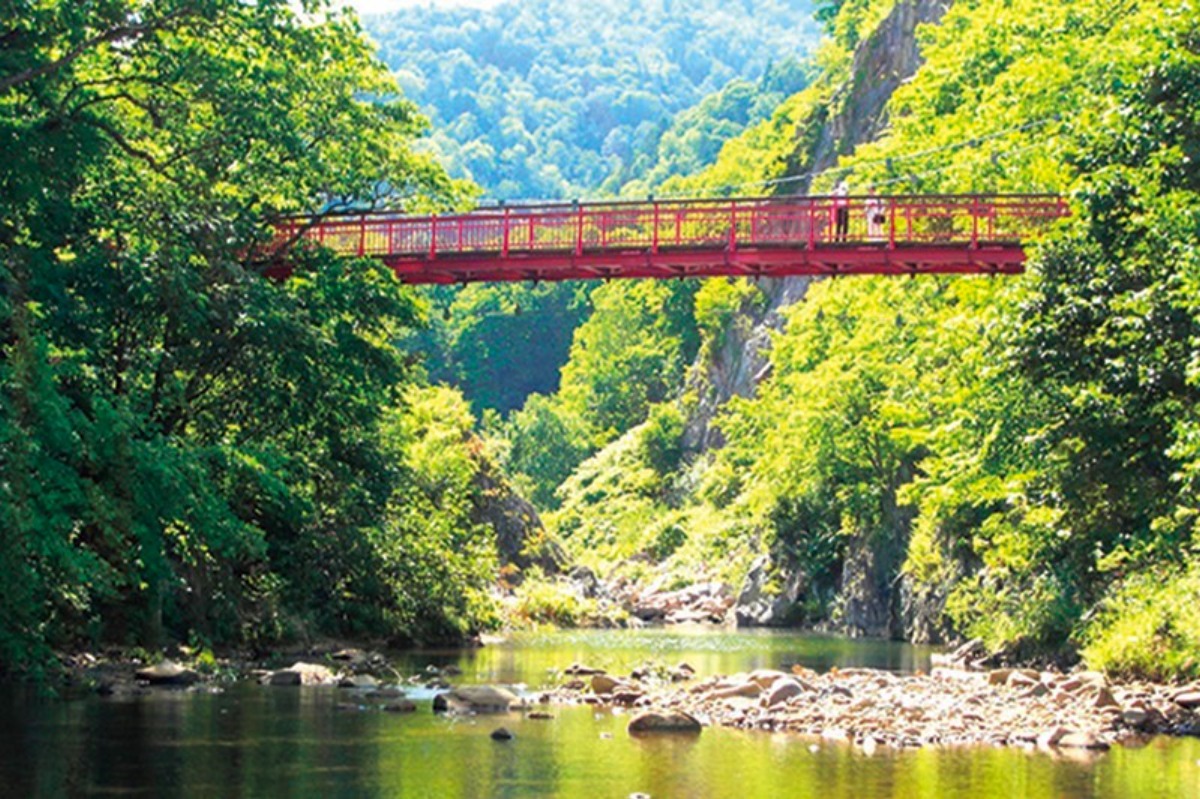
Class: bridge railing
272,194,1069,262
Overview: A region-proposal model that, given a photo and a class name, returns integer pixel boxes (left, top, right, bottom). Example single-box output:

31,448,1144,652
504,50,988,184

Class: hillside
508,0,1200,679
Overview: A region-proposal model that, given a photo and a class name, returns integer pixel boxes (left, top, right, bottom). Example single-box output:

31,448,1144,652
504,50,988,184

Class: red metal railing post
429,214,438,260
457,217,465,254
971,195,979,248
502,207,510,257
729,203,737,252
357,215,366,256
888,200,896,249
807,202,816,249
652,202,660,254
575,203,584,256
674,209,682,246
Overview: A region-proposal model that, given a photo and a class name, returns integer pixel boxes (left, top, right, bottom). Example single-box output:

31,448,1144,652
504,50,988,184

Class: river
1,629,1197,797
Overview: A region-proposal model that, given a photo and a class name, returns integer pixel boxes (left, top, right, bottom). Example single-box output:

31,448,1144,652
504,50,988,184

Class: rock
339,675,379,689
987,669,1013,686
1059,732,1109,750
135,661,200,686
747,669,791,690
490,727,515,741
1173,691,1200,710
331,648,365,662
592,674,624,695
612,689,646,706
1121,709,1150,727
562,678,586,691
1074,671,1108,688
734,555,805,627
1037,727,1069,748
628,710,703,735
267,662,335,687
383,700,417,713
443,665,463,676
764,678,809,707
1019,683,1050,699
527,711,554,720
364,688,406,701
1006,671,1039,689
1057,677,1084,694
1092,687,1120,710
710,679,762,699
432,686,518,714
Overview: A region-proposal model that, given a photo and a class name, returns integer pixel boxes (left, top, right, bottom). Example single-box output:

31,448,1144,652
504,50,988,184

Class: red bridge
270,194,1068,284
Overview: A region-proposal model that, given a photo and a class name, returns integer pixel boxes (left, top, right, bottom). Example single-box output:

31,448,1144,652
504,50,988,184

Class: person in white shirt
865,186,885,241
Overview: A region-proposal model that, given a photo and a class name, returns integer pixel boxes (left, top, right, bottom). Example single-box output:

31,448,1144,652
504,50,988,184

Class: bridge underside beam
380,244,1027,285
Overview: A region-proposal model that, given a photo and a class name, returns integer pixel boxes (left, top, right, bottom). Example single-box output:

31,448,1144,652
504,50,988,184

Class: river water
1,629,1197,798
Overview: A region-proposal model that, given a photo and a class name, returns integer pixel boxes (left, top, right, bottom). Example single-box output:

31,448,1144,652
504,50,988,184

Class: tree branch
0,8,198,94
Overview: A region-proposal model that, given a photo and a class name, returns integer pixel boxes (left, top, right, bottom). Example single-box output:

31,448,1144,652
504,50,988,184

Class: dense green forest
509,0,1200,679
4,0,1199,685
0,0,506,677
370,0,816,418
364,0,818,200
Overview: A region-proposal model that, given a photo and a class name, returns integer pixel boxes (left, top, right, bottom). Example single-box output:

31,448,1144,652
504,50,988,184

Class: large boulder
432,686,519,714
628,710,702,735
135,661,200,686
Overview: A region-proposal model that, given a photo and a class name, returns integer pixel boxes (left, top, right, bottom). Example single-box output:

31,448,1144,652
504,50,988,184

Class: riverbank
47,635,1200,754
542,662,1200,751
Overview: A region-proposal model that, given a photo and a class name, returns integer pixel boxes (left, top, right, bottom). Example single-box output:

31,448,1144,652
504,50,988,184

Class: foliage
533,0,1200,682
1081,563,1200,681
605,58,810,197
401,281,592,416
557,280,700,444
0,0,491,673
366,0,820,199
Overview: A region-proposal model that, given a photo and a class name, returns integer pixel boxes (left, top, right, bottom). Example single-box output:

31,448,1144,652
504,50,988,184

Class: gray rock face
685,1,955,639
472,461,567,578
734,556,806,627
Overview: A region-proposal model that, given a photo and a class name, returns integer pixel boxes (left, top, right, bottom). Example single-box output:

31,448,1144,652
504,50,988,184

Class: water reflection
0,630,1196,798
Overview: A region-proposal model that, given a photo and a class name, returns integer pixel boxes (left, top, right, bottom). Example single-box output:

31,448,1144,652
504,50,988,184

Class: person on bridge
865,186,885,241
833,180,850,242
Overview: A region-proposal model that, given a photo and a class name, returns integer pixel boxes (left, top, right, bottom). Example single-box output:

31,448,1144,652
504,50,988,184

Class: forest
3,0,1199,685
364,0,818,200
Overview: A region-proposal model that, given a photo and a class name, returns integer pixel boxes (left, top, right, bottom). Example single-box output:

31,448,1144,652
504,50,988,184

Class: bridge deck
271,195,1068,284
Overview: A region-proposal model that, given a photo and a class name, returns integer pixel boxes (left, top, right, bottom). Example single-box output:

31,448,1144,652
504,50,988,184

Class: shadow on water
0,629,1197,798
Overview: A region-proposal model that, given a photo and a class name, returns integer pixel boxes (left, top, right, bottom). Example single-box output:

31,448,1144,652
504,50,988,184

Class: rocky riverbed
539,661,1200,751
58,643,1200,754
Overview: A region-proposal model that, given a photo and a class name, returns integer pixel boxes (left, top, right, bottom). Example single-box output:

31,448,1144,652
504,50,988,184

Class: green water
1,629,1197,798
